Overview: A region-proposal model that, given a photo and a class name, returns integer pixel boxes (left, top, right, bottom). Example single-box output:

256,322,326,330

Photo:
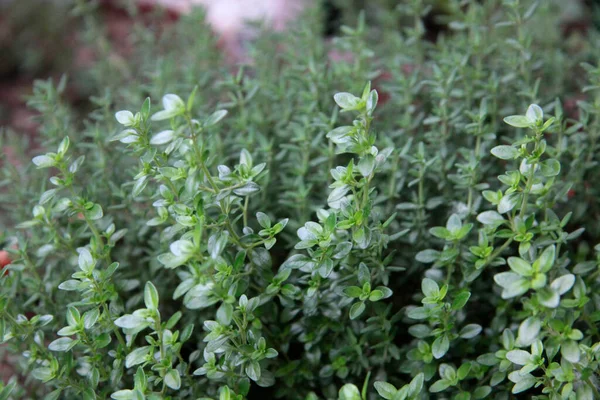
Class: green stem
243,196,249,228
481,239,514,269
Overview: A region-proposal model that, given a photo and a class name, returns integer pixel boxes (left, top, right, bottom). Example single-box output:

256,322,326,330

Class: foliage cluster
1,1,600,399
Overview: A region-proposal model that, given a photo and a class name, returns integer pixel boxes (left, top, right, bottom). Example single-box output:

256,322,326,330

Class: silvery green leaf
477,211,505,226
144,282,159,310
333,92,361,110
338,384,361,400
517,317,541,347
204,110,228,127
498,192,521,214
538,245,555,273
78,248,95,273
32,155,56,168
161,94,184,111
526,104,543,123
506,349,531,365
421,278,439,298
115,110,135,126
114,315,148,330
432,334,449,359
561,340,580,363
459,324,482,339
125,346,151,368
349,301,365,320
326,126,353,144
85,204,103,220
245,361,261,382
507,257,533,276
83,308,100,330
239,149,252,167
491,145,518,160
358,154,375,177
233,182,260,196
503,115,531,128
49,337,77,352
150,130,175,145
508,371,536,394
373,381,397,399
537,288,560,308
164,369,181,390
170,240,195,257
550,274,575,295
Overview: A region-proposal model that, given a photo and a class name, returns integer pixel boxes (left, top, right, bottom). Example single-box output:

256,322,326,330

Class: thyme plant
1,0,600,399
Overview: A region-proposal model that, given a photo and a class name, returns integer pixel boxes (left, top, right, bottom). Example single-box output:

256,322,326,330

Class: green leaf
334,93,361,110
366,89,378,114
503,115,531,128
245,361,261,382
538,245,555,272
537,288,560,308
233,182,260,196
517,317,541,347
509,372,536,394
491,145,518,160
32,367,55,382
457,362,471,380
32,155,56,168
561,340,580,363
144,281,159,310
459,324,482,339
421,278,439,298
408,373,424,396
539,159,561,177
57,136,70,155
506,349,531,365
164,369,181,390
78,248,95,273
125,346,151,368
162,94,184,111
205,110,228,127
256,212,271,228
141,98,151,120
432,335,449,359
115,110,135,126
368,290,384,302
343,286,362,298
216,302,233,325
526,104,543,123
416,249,440,263
477,211,505,226
150,130,175,145
338,384,361,400
451,291,471,310
373,382,397,399
349,302,366,320
430,227,451,240
550,274,575,295
58,280,82,291
473,386,492,399
48,337,77,352
85,204,103,220
429,379,450,393
114,315,149,330
498,192,521,214
83,308,100,330
507,257,533,276
358,155,375,177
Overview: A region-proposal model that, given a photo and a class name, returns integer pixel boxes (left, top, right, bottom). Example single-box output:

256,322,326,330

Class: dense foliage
1,0,600,399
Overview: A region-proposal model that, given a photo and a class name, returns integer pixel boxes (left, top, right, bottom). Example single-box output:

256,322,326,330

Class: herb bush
1,0,600,399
